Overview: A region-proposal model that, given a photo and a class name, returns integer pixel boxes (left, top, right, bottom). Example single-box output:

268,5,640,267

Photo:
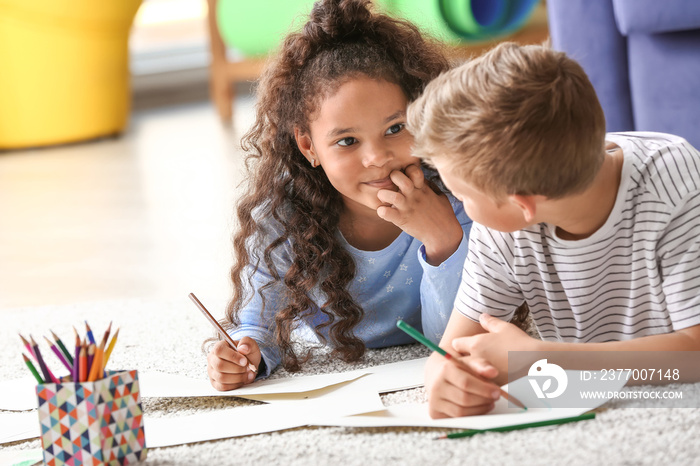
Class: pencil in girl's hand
50,329,74,365
23,353,44,384
44,335,73,373
188,293,258,374
85,321,96,345
395,320,527,410
103,327,120,369
29,335,59,384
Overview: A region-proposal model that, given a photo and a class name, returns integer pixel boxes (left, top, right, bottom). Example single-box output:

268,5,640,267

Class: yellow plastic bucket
0,0,142,149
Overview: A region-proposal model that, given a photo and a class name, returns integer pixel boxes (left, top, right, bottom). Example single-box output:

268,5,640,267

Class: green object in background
380,0,539,42
216,0,541,57
217,0,316,57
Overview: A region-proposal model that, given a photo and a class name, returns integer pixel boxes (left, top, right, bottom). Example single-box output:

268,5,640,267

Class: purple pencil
44,336,72,373
29,335,59,384
72,332,81,382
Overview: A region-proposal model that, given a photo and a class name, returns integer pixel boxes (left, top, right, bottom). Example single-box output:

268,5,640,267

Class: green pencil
437,412,596,439
396,319,526,410
22,353,44,384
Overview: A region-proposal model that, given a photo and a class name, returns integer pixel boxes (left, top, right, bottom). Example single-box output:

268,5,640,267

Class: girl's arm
417,196,472,343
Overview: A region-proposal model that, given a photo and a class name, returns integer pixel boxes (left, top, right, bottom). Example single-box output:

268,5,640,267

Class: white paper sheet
0,377,37,411
0,411,40,444
0,358,427,411
144,376,385,447
315,371,627,430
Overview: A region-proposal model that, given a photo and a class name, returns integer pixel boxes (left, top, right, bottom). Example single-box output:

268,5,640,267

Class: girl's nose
362,142,393,168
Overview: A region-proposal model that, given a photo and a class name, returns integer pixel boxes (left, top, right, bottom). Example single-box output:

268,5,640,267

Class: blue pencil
85,321,96,345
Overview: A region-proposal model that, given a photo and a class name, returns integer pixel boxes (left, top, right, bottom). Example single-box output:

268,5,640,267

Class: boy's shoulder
608,131,700,203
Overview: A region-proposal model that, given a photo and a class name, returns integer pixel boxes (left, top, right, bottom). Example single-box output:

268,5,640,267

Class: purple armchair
547,0,700,148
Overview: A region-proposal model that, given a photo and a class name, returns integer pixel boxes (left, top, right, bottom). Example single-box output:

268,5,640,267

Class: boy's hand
451,314,539,378
207,336,262,391
425,351,502,418
376,164,463,265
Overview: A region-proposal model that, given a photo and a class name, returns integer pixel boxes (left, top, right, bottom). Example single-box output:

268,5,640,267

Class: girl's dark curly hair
221,0,452,371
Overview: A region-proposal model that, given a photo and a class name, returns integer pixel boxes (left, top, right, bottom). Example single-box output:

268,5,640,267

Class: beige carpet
2,299,699,465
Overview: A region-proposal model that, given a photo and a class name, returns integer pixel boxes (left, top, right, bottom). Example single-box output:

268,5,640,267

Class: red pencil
78,345,87,382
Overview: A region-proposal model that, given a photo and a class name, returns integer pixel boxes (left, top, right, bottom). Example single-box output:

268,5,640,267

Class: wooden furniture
206,0,549,123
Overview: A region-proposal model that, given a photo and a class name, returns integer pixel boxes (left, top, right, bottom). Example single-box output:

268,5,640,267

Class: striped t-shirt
455,132,700,342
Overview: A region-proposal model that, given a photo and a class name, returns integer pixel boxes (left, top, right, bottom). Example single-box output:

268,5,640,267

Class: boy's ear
508,194,539,223
294,127,316,165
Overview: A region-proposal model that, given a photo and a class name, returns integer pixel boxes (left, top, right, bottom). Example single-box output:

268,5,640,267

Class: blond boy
408,42,700,419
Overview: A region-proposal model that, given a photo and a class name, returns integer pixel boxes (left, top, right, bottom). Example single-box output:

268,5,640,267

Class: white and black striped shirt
455,132,700,343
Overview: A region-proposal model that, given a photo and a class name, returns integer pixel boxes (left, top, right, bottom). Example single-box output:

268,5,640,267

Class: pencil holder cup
36,369,147,466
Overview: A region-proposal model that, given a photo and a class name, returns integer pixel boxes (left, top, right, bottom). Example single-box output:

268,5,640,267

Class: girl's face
295,77,418,216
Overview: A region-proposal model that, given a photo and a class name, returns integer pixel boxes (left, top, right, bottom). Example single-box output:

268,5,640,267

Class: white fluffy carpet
1,298,699,465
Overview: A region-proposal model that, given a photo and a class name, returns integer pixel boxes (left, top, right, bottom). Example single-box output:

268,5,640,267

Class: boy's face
432,157,530,232
296,77,419,215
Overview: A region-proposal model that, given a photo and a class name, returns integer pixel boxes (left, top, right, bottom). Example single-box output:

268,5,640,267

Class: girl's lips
364,177,396,189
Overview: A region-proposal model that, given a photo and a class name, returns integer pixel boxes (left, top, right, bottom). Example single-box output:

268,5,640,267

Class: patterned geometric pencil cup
36,370,147,466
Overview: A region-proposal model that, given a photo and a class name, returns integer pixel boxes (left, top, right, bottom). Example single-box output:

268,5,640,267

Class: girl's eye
337,137,357,147
386,123,405,135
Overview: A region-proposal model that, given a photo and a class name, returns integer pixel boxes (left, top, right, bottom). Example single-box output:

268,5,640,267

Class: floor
0,97,255,309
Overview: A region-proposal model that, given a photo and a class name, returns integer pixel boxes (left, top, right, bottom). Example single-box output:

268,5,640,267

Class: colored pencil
29,335,59,384
23,353,44,384
436,412,596,439
78,345,87,382
85,321,96,345
100,321,113,348
396,320,526,410
50,329,74,365
103,327,120,368
87,341,105,382
86,344,95,377
19,334,35,358
72,332,81,382
188,293,258,373
44,336,73,373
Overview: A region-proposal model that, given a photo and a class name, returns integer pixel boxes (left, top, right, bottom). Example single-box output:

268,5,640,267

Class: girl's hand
424,351,502,419
376,164,463,265
207,336,262,391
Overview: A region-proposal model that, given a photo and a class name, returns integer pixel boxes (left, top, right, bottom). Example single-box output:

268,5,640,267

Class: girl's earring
311,158,317,168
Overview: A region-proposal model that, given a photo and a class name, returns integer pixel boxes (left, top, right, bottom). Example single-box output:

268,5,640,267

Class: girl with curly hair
207,0,473,390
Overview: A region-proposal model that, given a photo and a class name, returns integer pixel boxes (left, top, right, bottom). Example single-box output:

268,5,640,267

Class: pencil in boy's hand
435,412,596,439
395,320,526,410
188,292,258,374
23,353,45,384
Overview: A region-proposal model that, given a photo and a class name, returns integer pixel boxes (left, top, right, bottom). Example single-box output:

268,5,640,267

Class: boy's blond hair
408,42,606,200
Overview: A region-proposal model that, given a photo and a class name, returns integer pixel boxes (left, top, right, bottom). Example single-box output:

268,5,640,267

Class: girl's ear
294,127,317,166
